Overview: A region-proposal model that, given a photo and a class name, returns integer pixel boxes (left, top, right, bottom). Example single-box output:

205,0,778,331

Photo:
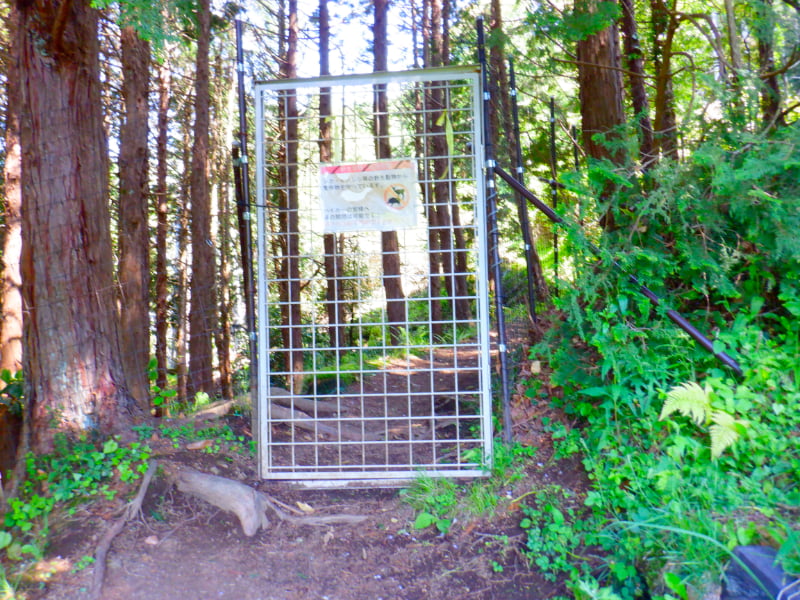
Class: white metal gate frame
254,66,492,486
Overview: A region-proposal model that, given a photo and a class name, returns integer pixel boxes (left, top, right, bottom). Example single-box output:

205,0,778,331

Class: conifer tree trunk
756,0,786,128
575,0,627,229
489,0,548,311
176,120,193,406
373,0,406,346
154,57,171,395
620,0,655,167
278,0,304,391
212,48,234,401
118,25,151,412
422,0,444,338
318,0,347,352
650,0,678,159
189,0,217,397
18,0,139,451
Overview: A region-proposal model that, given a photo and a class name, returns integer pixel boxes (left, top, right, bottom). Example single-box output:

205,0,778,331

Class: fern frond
709,411,746,459
659,382,711,425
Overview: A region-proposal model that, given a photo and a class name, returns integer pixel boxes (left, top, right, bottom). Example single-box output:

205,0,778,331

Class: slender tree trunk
422,0,443,338
118,26,151,412
278,0,304,391
650,0,678,159
176,122,192,406
490,0,548,313
620,0,655,167
18,0,139,452
154,57,171,395
212,48,234,401
318,0,347,352
374,0,406,346
189,0,216,398
1,6,23,485
756,0,786,128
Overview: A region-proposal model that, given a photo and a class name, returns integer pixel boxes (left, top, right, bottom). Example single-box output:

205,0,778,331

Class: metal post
509,58,538,324
572,125,583,226
493,165,743,377
549,97,559,296
478,16,514,445
234,19,259,433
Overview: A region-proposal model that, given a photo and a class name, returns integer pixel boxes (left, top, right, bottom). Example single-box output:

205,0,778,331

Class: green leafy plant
659,382,748,458
0,370,24,417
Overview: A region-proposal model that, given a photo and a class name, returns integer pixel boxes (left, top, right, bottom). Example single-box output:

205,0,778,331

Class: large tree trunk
1,6,23,485
575,0,627,229
118,26,151,412
318,0,347,352
189,0,217,398
154,57,171,395
18,0,138,452
374,0,406,346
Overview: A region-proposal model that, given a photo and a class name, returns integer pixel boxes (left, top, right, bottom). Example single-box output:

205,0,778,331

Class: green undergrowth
1,434,151,589
516,127,800,597
1,403,254,593
401,440,536,535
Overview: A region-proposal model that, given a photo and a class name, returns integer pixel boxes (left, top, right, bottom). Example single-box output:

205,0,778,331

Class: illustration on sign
320,159,418,233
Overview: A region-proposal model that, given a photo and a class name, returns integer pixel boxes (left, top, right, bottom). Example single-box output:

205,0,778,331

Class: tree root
169,464,367,535
91,460,158,600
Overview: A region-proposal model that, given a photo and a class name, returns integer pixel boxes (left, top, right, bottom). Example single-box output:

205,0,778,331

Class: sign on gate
320,159,418,233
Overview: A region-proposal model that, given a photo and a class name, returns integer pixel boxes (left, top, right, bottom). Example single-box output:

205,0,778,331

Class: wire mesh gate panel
254,66,492,486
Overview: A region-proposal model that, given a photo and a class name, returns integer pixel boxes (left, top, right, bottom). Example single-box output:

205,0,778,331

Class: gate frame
254,65,493,487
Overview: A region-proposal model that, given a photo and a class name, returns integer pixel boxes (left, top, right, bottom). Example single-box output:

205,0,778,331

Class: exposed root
91,460,158,600
167,464,366,536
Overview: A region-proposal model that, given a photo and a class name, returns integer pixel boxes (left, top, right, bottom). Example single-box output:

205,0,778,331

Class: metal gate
254,66,492,486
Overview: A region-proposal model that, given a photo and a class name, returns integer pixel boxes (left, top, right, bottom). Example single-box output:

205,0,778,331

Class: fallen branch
91,461,158,600
268,386,341,415
171,465,366,536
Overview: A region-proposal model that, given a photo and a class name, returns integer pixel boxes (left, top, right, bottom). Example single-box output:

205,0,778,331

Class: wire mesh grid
254,66,492,485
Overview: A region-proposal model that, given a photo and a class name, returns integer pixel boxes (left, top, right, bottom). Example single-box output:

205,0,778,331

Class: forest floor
16,324,590,600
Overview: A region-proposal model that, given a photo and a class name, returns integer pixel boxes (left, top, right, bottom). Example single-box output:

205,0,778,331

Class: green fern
659,382,711,426
660,382,747,459
709,411,747,459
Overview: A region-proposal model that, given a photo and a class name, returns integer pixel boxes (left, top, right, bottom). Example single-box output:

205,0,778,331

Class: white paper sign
320,159,418,233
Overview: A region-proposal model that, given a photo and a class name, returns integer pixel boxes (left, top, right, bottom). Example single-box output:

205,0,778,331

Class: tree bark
620,0,655,167
176,118,192,407
755,0,786,128
278,0,304,391
18,0,138,452
575,0,627,229
212,47,234,401
650,0,678,159
490,0,548,313
374,0,406,346
189,0,217,398
318,0,348,352
154,56,171,396
118,26,151,412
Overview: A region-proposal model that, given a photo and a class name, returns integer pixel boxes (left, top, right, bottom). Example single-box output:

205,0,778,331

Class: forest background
0,0,799,597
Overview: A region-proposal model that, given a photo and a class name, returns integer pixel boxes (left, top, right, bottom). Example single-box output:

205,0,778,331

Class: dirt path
22,323,583,599
35,453,577,600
